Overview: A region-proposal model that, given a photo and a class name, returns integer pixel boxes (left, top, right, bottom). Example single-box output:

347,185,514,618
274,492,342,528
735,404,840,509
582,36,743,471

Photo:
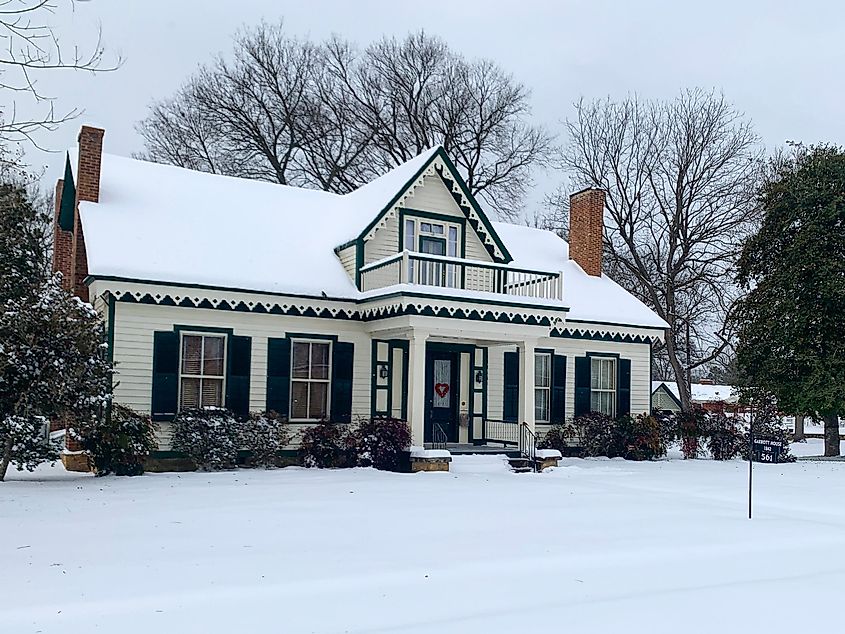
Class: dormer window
404,217,461,287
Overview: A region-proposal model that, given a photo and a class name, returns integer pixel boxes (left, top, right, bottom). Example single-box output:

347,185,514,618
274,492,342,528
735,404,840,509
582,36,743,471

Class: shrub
652,409,679,450
240,410,289,467
81,404,158,476
538,422,577,452
298,421,356,468
704,413,743,461
573,412,665,461
353,417,412,471
678,410,707,459
575,412,616,457
171,408,239,470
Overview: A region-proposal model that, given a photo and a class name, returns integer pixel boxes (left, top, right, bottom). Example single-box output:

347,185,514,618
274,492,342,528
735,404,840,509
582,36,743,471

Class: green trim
371,340,389,418
351,147,513,264
564,318,667,332
403,208,468,227
284,332,339,342
370,290,568,314
649,346,654,411
419,235,447,255
357,150,443,244
106,294,116,367
355,238,364,290
553,330,654,344
432,156,513,263
58,154,76,232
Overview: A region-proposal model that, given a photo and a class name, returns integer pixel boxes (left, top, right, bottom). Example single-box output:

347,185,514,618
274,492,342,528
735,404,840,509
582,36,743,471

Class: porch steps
507,457,534,473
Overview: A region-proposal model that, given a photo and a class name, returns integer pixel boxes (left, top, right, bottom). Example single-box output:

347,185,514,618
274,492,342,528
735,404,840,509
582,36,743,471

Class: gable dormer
335,146,514,291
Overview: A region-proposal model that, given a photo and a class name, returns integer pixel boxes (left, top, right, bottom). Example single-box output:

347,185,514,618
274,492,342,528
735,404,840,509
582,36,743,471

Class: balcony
359,250,563,300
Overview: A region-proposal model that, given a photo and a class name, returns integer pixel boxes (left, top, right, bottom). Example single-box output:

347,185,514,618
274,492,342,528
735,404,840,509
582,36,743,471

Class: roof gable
349,146,512,263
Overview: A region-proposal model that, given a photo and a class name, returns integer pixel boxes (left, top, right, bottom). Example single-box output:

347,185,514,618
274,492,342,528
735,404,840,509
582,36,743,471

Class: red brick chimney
569,188,605,277
69,125,105,301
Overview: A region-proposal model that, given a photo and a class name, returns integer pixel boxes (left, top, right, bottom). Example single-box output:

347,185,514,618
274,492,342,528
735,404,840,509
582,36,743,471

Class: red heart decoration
434,383,450,398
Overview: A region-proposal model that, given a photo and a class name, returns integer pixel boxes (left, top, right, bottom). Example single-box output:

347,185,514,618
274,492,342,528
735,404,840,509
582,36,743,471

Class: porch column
407,329,428,446
518,339,537,433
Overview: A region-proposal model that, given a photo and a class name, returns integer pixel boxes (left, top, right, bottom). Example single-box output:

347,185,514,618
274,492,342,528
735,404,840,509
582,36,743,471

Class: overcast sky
13,0,845,213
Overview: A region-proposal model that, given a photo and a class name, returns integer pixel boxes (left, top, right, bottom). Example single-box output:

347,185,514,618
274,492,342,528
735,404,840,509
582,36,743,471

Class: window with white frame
590,357,616,416
179,333,226,409
534,352,551,422
403,217,461,287
290,340,332,420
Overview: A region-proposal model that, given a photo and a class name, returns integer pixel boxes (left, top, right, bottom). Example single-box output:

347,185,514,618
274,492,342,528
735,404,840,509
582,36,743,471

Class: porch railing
519,423,537,472
480,418,520,446
359,250,563,300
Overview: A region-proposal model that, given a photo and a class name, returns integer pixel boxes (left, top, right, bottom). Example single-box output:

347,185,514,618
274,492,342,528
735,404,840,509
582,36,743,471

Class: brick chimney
70,125,105,301
568,187,605,277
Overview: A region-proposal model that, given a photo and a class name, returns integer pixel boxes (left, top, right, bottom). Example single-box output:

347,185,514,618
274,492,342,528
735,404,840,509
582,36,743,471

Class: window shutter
151,331,179,421
266,337,291,417
574,356,591,417
225,335,251,418
331,341,355,424
617,358,631,416
503,351,519,422
551,354,567,423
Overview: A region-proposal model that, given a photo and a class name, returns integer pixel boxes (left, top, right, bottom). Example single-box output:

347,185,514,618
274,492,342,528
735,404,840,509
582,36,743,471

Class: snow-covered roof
72,147,667,330
494,223,667,328
652,381,738,404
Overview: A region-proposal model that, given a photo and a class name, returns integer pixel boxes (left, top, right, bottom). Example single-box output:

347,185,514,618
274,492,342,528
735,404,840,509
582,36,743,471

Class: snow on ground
2,453,844,633
789,437,845,457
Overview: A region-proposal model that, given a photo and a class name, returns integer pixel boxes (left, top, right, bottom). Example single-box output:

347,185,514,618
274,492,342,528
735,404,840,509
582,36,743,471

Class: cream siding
363,174,493,269
486,338,653,428
111,302,371,449
336,244,357,280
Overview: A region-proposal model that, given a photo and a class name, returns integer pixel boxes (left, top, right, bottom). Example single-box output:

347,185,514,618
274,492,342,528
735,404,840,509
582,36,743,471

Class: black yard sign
752,438,784,464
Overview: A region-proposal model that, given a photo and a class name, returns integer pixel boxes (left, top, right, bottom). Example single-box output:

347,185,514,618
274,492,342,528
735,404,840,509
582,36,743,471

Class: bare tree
0,0,120,147
137,24,553,220
553,90,762,410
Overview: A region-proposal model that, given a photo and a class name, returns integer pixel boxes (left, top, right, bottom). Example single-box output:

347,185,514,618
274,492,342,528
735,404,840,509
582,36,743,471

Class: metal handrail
431,423,448,451
519,423,537,472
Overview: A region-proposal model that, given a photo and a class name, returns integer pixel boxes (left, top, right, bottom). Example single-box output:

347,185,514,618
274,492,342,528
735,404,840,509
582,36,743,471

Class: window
590,357,616,416
179,333,226,409
405,217,461,287
291,340,331,420
534,352,551,422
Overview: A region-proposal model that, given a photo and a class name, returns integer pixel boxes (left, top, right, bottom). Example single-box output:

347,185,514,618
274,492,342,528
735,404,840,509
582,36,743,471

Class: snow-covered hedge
171,408,240,470
353,418,412,471
81,404,158,476
298,421,356,468
240,410,289,468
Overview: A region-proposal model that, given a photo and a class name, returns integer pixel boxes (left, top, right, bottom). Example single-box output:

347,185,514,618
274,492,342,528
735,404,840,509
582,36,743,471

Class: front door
424,349,459,443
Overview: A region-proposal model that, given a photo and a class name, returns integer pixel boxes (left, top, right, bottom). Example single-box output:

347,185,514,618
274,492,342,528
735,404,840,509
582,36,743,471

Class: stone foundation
61,452,91,473
410,457,451,472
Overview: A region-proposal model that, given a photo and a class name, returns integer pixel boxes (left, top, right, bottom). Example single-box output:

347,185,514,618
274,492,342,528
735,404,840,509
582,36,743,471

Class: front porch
367,316,550,448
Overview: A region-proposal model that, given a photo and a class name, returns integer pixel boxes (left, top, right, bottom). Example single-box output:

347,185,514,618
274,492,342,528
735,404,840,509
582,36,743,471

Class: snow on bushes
240,411,289,468
80,404,158,476
171,408,240,470
298,421,356,468
298,418,412,470
353,418,411,471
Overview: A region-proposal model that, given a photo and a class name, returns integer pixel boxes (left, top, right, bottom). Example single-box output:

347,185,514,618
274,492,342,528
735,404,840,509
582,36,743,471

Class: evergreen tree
0,174,112,480
734,145,845,457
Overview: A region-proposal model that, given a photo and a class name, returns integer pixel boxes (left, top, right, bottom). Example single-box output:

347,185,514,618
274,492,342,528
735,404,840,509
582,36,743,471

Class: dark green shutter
266,337,291,417
551,354,567,423
331,341,355,423
225,335,251,418
574,356,591,417
617,358,631,416
151,331,179,421
503,351,519,422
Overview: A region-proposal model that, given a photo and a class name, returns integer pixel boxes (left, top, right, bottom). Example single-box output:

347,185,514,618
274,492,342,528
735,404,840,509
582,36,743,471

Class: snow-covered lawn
2,453,844,633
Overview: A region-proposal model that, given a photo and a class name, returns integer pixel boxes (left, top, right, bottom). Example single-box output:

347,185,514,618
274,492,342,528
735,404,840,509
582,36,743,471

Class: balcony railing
359,250,563,300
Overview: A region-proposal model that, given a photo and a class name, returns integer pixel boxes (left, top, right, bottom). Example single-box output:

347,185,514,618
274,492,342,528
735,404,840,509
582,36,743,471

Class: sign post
748,415,783,519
